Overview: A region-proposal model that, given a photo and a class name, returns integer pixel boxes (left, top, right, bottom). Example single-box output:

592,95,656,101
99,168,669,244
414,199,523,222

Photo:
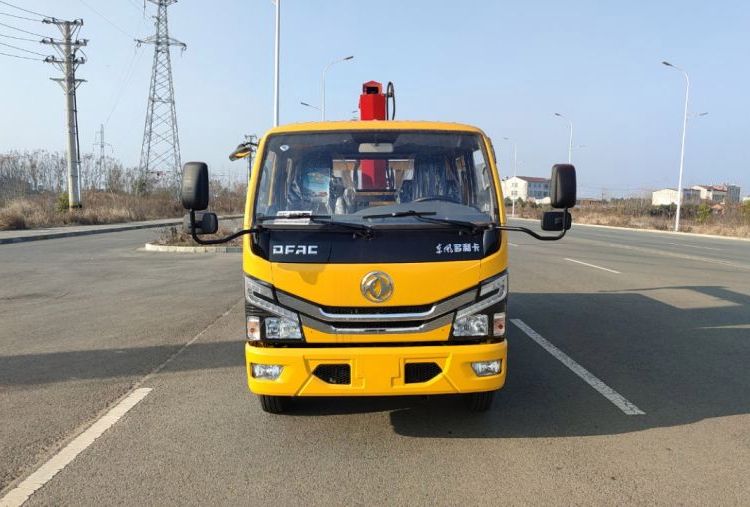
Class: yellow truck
181,120,576,413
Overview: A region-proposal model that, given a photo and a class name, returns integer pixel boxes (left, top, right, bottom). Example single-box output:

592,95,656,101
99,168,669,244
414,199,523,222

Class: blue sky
2,0,749,198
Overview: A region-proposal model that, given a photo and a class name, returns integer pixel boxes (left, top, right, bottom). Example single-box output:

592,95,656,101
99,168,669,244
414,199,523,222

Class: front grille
312,364,351,385
318,304,433,315
404,362,442,384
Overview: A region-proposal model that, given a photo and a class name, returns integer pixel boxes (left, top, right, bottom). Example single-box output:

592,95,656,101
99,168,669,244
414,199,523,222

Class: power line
77,0,133,38
0,49,39,60
0,0,51,19
0,11,41,22
104,46,143,125
0,21,48,38
0,31,39,42
0,40,47,56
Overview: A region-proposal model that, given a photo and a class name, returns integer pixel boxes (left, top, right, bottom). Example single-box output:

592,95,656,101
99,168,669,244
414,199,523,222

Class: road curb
0,215,243,245
508,216,750,242
142,242,241,254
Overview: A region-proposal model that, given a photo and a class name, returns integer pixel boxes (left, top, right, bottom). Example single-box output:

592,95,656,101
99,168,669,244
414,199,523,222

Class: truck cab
181,120,576,413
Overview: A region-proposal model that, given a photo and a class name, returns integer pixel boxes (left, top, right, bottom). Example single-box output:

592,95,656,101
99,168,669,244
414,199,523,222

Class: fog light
493,312,506,337
453,314,489,337
471,359,502,377
251,363,283,380
265,317,302,339
247,316,260,341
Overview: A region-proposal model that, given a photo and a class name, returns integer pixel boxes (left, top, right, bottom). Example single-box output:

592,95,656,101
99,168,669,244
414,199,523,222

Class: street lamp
662,60,690,232
272,0,281,127
502,137,518,218
300,101,321,113
554,112,574,164
321,55,354,121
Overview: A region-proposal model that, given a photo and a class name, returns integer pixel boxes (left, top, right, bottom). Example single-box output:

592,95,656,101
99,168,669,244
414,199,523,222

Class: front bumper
245,341,507,397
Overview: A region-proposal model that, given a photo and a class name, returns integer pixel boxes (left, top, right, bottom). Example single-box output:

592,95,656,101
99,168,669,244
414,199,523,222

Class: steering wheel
412,196,462,204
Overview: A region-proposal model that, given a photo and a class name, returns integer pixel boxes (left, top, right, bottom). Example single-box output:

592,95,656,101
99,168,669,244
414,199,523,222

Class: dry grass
0,187,245,231
507,204,750,238
155,224,243,247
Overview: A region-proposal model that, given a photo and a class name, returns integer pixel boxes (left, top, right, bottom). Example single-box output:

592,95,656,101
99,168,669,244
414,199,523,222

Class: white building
651,188,701,206
501,176,551,203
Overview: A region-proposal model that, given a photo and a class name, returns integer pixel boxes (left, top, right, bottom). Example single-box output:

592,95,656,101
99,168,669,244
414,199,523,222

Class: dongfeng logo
360,271,394,303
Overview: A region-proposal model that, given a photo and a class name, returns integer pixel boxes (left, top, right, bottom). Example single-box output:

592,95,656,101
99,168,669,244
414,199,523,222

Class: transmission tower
137,0,186,187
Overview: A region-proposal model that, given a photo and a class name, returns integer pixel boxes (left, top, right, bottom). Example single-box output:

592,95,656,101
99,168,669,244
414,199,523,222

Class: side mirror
183,211,218,235
181,162,209,210
550,164,576,209
541,210,572,231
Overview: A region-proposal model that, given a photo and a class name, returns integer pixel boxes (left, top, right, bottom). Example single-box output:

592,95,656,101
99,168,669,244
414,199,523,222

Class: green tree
697,203,711,224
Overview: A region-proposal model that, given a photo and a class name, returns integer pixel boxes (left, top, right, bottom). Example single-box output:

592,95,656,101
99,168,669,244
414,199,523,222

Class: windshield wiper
361,210,437,220
363,209,489,235
256,214,374,238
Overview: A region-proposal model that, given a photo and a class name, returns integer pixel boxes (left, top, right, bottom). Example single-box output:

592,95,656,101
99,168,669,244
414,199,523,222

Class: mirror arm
495,208,570,241
188,210,262,245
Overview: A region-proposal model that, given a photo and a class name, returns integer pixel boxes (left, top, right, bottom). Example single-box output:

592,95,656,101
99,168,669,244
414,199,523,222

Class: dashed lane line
0,388,153,507
564,257,621,274
511,319,645,416
0,298,243,506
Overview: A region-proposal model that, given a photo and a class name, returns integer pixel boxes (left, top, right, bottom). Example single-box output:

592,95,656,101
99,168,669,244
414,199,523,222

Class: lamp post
662,60,690,232
300,101,321,113
554,112,574,164
273,0,280,127
321,55,354,121
502,137,518,218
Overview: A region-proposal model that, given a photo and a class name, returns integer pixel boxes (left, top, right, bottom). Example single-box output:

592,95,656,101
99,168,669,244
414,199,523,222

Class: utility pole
138,0,186,189
42,18,87,208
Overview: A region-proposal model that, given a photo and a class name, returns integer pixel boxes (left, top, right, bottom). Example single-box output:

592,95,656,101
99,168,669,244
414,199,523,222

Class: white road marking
666,242,722,251
0,299,243,506
597,241,750,271
0,388,153,507
511,319,645,416
509,242,519,247
564,257,621,274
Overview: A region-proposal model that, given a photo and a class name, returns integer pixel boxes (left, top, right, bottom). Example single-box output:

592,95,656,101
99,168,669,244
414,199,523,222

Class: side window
255,150,277,215
472,147,492,213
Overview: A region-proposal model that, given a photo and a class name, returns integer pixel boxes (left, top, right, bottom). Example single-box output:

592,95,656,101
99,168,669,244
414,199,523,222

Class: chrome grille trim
300,313,454,335
276,289,476,323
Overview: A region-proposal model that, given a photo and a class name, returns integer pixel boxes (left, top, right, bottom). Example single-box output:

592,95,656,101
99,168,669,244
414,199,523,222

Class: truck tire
466,390,495,412
259,395,288,414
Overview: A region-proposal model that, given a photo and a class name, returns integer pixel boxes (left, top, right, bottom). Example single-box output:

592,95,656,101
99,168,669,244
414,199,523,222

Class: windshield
254,130,497,225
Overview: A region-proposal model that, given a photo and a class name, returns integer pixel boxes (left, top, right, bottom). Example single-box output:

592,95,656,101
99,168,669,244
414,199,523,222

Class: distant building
651,188,701,206
500,176,550,202
692,184,741,203
723,184,741,203
692,185,726,202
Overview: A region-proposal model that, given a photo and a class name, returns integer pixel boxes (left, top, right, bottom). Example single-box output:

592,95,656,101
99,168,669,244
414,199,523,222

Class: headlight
455,273,508,321
244,276,298,321
265,317,302,339
244,275,303,340
453,314,489,336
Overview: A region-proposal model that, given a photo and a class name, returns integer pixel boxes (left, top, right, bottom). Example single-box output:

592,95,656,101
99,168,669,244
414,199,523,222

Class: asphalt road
1,221,749,505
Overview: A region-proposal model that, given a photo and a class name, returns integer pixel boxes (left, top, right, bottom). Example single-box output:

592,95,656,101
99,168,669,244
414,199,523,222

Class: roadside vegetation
0,150,245,230
155,224,244,247
506,198,750,238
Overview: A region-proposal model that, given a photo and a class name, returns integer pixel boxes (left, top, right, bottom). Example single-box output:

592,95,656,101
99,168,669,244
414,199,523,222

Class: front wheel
466,391,496,412
258,395,289,414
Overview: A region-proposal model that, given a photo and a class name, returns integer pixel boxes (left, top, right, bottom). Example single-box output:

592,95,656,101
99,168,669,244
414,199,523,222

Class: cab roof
265,120,486,136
